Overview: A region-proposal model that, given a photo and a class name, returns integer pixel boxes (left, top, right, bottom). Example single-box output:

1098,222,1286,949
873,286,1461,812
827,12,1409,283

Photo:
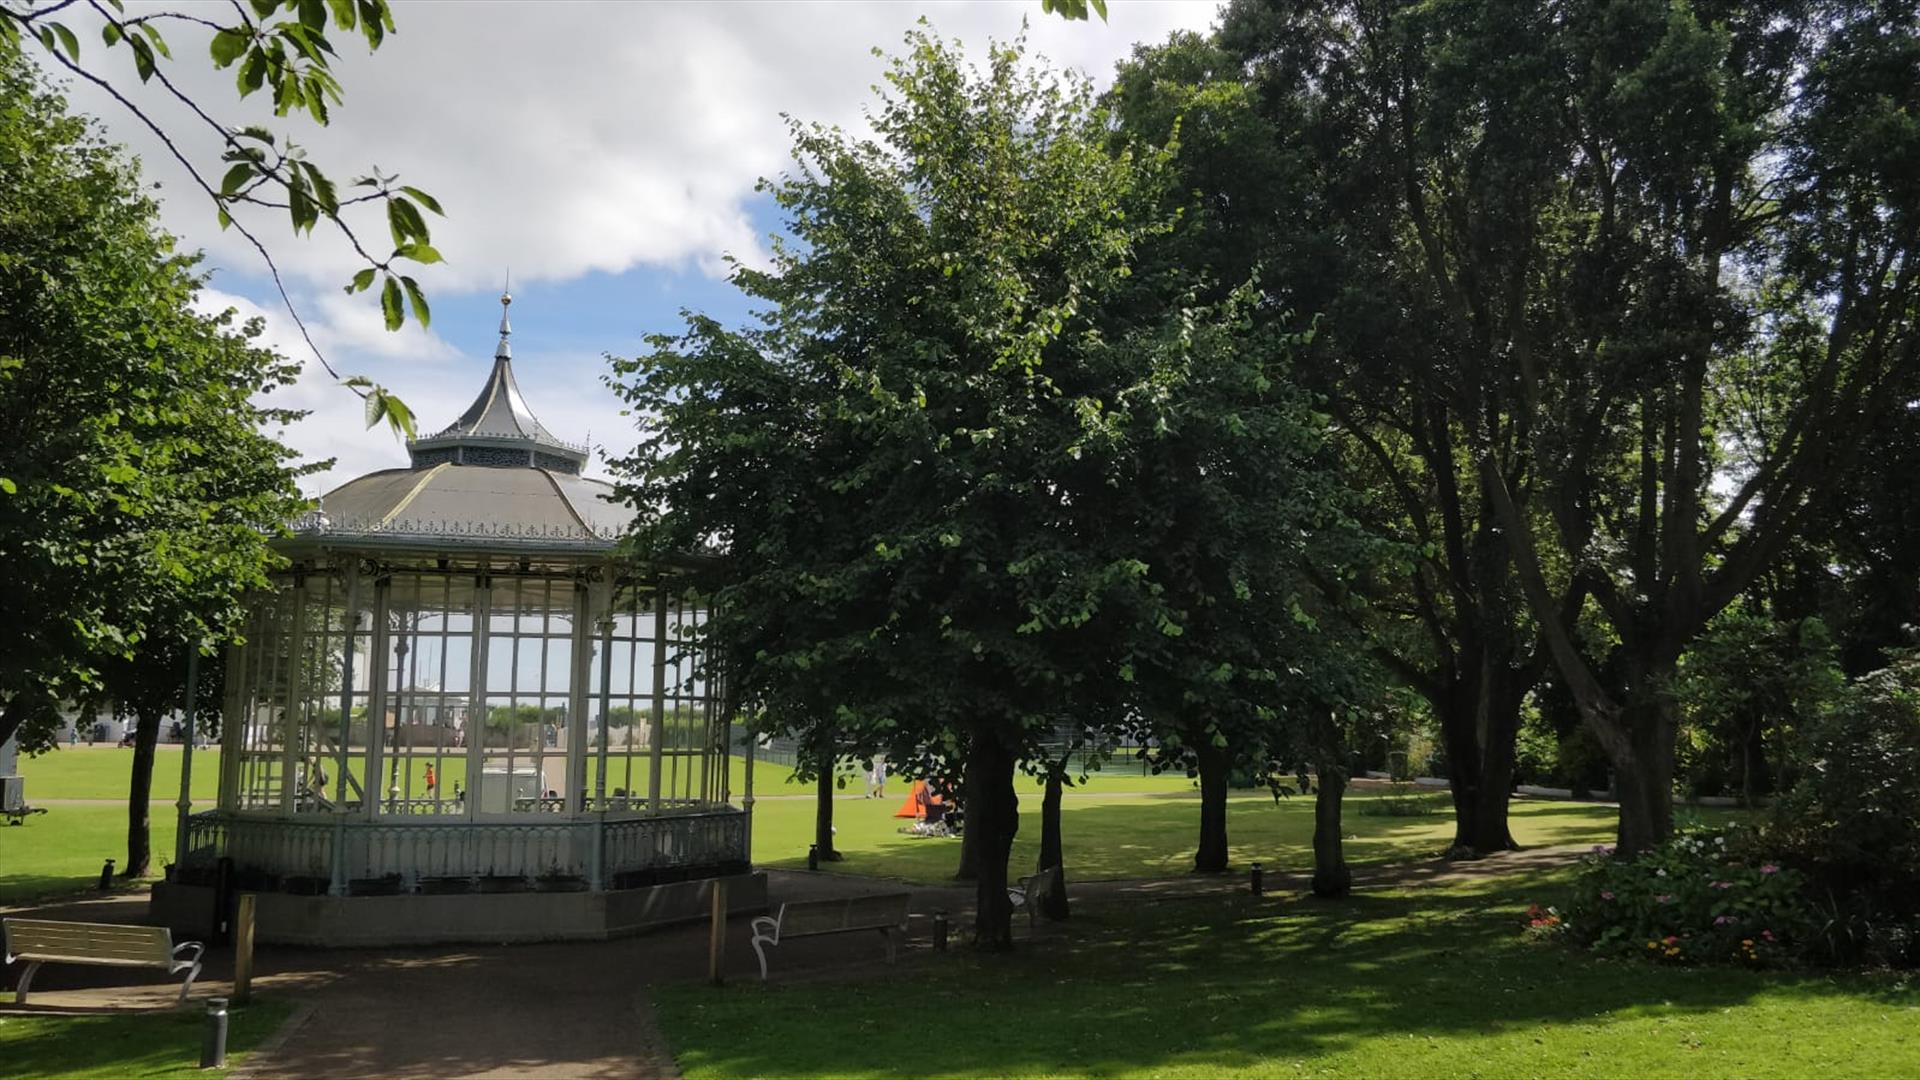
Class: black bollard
807,843,819,872
933,910,949,952
201,997,229,1069
1250,862,1264,897
98,859,115,890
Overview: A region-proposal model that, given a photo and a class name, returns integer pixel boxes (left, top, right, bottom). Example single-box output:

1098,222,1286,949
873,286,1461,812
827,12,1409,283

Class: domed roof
289,292,625,553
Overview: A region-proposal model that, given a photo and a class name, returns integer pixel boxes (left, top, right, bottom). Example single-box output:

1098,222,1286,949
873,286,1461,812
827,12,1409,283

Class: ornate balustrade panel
183,807,747,890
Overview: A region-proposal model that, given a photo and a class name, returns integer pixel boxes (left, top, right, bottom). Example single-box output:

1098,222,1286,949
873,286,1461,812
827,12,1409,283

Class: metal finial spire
496,276,513,361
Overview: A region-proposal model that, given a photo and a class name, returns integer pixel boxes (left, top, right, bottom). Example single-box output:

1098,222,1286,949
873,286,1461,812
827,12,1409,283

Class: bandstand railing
181,806,747,893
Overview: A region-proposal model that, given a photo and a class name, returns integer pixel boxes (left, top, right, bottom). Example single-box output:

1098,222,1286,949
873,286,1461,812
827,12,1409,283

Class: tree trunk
125,706,162,879
813,740,841,862
1612,686,1677,855
1038,764,1069,920
1193,741,1230,873
1311,760,1350,897
955,817,980,881
967,730,1019,950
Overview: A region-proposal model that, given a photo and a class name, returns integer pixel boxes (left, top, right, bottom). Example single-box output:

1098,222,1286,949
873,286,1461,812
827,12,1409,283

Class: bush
1562,829,1810,967
1762,649,1920,966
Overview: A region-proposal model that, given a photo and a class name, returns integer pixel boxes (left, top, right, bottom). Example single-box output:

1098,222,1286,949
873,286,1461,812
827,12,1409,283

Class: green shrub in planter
1564,828,1810,966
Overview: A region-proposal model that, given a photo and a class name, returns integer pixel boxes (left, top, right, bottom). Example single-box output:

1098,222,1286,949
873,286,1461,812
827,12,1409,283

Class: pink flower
1655,894,1674,904
1600,890,1615,900
1760,864,1780,875
1762,929,1777,942
1710,880,1735,890
1714,915,1736,926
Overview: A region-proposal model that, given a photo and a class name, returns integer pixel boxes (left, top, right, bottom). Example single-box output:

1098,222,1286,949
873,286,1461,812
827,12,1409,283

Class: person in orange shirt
424,763,438,796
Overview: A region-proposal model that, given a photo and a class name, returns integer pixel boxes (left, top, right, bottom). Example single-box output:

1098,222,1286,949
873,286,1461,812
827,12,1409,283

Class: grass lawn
0,805,177,907
750,789,1653,884
655,872,1919,1079
14,746,220,802
0,998,293,1078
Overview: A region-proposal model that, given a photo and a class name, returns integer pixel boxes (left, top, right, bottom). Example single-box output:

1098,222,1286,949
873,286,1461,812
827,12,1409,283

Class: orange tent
893,780,945,819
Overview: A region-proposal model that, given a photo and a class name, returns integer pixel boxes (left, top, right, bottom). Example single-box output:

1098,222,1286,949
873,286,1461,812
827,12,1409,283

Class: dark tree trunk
1311,761,1350,898
125,706,162,878
1193,741,1230,873
0,698,27,754
813,736,841,862
1612,688,1677,856
1739,719,1768,808
1037,764,1068,920
955,819,980,881
967,730,1019,950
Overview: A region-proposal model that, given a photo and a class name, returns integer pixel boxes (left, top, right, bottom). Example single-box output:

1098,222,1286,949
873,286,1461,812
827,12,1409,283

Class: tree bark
967,730,1019,950
813,735,841,862
1037,764,1069,920
1193,740,1230,873
1311,759,1350,898
124,706,162,878
954,817,980,881
1613,681,1677,854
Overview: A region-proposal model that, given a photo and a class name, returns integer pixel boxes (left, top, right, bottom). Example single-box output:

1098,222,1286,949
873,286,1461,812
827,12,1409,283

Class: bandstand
151,293,762,946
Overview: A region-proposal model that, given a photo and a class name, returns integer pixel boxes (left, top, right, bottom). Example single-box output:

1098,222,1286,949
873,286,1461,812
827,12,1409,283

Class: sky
43,0,1223,495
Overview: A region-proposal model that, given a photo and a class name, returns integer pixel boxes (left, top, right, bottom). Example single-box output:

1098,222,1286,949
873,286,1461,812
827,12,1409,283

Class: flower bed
1552,829,1809,966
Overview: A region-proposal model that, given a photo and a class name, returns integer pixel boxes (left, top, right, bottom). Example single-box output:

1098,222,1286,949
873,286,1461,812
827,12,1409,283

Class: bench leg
176,958,203,1007
14,960,41,1005
750,935,771,982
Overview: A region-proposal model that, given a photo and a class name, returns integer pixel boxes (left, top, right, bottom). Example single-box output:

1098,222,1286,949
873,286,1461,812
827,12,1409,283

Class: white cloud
61,1,1221,495
53,1,1219,292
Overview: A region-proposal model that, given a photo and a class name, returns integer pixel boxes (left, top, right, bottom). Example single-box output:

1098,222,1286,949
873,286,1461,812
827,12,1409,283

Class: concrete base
150,871,768,947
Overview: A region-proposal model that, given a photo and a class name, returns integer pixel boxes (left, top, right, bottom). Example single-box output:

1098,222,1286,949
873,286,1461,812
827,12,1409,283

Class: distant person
866,758,888,799
423,763,438,796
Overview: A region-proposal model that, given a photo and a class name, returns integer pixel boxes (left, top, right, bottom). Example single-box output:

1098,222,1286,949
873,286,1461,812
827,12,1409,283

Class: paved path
2,845,1589,1078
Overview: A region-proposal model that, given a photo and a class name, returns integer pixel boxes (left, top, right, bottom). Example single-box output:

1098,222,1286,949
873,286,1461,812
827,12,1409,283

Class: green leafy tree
1112,17,1550,858
0,44,310,874
1674,609,1841,805
612,28,1295,946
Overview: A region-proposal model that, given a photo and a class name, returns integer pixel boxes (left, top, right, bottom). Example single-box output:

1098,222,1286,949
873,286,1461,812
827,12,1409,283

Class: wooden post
707,877,729,986
233,893,257,1005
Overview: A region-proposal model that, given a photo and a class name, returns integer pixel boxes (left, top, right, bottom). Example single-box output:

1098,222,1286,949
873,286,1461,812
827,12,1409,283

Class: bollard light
807,843,819,872
98,859,115,891
201,997,229,1069
1250,862,1265,897
933,909,949,952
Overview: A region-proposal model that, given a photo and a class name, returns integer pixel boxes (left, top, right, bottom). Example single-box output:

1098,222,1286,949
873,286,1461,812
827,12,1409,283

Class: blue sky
48,1,1221,492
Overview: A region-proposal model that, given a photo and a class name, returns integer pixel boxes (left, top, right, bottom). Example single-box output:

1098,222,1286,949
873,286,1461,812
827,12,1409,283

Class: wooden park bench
1008,865,1062,928
749,892,911,981
2,804,47,826
3,918,204,1006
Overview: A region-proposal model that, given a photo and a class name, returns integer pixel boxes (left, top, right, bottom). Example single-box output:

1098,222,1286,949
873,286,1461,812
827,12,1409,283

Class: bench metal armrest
169,941,205,973
749,914,781,945
170,941,205,1006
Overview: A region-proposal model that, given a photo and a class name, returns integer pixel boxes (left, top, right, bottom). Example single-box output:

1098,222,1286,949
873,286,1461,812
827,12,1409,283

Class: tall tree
0,43,308,764
1114,13,1553,857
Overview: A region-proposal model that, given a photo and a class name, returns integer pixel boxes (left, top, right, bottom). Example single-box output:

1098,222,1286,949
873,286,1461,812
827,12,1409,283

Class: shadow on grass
760,794,1628,886
0,998,292,1078
656,877,1917,1079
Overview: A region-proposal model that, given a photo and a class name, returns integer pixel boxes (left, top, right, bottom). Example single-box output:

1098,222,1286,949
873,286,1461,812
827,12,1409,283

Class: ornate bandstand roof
291,291,627,552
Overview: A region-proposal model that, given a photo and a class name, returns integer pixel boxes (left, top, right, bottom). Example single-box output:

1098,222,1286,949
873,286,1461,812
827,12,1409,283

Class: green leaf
0,477,16,496
401,275,431,328
52,21,80,62
210,28,250,67
102,22,123,46
239,48,267,95
298,0,328,32
128,35,155,81
394,242,442,265
249,0,279,17
399,185,443,215
380,275,403,331
347,267,377,293
220,162,253,196
327,0,357,30
137,22,170,58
